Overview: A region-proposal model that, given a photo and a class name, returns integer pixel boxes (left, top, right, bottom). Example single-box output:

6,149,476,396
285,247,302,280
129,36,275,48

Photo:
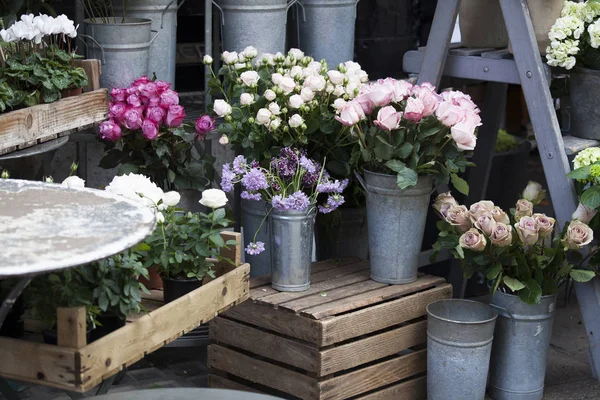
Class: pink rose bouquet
98,76,216,191
339,79,481,193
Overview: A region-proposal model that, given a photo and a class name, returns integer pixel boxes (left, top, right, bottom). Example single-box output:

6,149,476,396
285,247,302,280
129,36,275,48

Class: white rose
289,114,304,128
213,99,232,117
218,134,229,145
302,67,318,78
203,55,213,64
345,82,358,98
240,70,260,86
156,212,165,224
326,82,335,93
288,94,304,109
288,48,305,60
256,108,272,125
290,66,303,79
240,93,255,106
271,73,284,85
234,63,246,70
222,51,238,65
355,69,369,83
105,173,165,209
278,76,296,94
0,29,16,43
268,102,281,115
62,176,85,189
269,117,281,131
304,75,327,92
242,46,258,59
199,188,228,209
333,85,345,96
327,70,345,85
259,53,275,66
162,191,181,207
264,89,277,101
333,98,347,112
300,87,315,102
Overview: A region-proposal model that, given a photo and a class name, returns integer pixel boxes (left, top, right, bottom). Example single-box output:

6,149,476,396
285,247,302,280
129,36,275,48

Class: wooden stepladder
404,0,600,380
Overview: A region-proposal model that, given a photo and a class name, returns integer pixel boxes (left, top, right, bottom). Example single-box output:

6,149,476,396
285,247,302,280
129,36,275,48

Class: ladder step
562,135,600,156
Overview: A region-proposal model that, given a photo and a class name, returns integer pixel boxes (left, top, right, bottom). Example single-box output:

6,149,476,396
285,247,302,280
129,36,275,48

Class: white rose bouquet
432,181,596,305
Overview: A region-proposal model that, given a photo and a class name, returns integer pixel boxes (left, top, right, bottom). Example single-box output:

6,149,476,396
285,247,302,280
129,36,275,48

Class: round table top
94,389,283,400
0,179,156,277
0,136,69,161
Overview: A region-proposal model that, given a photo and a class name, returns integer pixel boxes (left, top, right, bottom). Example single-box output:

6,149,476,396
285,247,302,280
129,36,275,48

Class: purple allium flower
299,156,316,174
241,191,262,201
317,178,349,194
245,241,265,255
289,191,310,211
221,163,236,192
232,155,248,175
272,195,292,211
241,168,269,191
271,147,299,179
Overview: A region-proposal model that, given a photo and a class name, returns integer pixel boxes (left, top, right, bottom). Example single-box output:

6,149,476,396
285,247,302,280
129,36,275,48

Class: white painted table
95,388,283,400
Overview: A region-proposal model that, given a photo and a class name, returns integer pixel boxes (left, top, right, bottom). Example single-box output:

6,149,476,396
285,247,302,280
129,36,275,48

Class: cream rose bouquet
432,181,595,304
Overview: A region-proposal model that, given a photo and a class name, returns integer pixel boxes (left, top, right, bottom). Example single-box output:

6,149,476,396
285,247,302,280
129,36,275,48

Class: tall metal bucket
215,0,297,54
114,0,184,85
269,206,316,292
488,291,557,400
427,299,498,400
314,206,368,261
242,199,272,278
356,170,432,284
569,67,600,140
298,0,359,67
84,18,157,89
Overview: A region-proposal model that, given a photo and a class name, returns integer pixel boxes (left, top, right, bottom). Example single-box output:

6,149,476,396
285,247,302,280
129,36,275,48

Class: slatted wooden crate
208,257,453,400
0,232,249,393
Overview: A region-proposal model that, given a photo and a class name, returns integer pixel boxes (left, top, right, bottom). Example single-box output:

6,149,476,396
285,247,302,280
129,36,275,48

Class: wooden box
208,257,452,400
0,232,249,393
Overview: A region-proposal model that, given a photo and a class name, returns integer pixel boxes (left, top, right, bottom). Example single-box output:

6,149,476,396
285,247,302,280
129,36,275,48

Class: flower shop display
339,80,480,284
547,1,600,139
432,182,595,400
221,148,347,291
98,76,215,197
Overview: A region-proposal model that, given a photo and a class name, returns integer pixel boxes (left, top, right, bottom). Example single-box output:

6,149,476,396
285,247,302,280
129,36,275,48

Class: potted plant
221,147,347,291
339,80,480,284
547,1,600,139
432,182,595,400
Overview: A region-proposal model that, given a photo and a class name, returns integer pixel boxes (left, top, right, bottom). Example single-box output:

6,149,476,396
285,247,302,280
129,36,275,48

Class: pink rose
374,106,402,131
160,89,179,109
195,115,215,139
335,101,365,126
354,94,374,114
475,213,497,236
572,202,598,224
124,108,143,130
514,216,539,246
146,106,165,125
127,94,142,108
412,84,440,116
139,82,158,98
363,84,393,107
126,86,140,95
391,79,413,102
110,88,126,102
141,119,159,140
132,75,150,86
433,192,459,219
99,120,122,142
148,96,161,108
436,101,464,127
165,105,186,127
109,102,127,123
156,80,171,92
445,205,473,233
404,97,425,122
451,121,477,151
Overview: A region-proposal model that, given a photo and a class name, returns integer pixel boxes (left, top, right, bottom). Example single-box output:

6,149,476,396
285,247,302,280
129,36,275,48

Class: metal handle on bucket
212,0,226,26
287,0,300,12
489,303,517,336
355,0,361,19
354,170,368,195
77,34,106,64
161,0,188,29
150,29,160,45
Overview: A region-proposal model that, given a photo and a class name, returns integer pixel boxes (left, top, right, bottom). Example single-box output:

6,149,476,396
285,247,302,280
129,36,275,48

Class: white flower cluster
0,14,78,44
573,147,600,169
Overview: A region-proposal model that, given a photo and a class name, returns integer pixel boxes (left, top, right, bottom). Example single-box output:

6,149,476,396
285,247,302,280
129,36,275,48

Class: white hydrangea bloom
546,38,579,69
548,16,585,41
589,19,600,48
574,147,600,169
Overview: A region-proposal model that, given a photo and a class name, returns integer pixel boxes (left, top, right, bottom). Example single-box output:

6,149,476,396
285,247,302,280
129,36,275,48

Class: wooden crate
0,232,249,393
208,257,452,400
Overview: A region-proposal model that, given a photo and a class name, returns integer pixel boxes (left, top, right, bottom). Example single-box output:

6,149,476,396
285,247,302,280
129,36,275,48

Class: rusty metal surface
0,179,156,277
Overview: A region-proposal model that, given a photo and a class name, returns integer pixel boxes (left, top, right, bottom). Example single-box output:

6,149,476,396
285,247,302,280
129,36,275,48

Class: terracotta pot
60,87,83,98
139,266,163,290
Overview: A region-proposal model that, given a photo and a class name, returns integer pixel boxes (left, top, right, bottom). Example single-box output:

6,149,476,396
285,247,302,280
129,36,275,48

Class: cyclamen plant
337,79,480,193
221,148,348,255
98,76,216,191
432,181,596,305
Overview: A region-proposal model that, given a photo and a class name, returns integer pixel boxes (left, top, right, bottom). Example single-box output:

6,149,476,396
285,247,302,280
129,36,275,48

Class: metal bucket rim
84,17,153,26
161,277,201,284
363,168,433,183
427,299,498,325
300,0,358,5
492,289,557,301
271,205,317,217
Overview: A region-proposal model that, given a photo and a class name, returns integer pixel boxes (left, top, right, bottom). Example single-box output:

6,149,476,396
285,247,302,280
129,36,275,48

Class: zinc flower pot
569,67,600,140
314,206,369,261
488,291,557,400
162,277,203,303
242,198,272,278
357,170,432,284
269,206,317,292
427,299,498,400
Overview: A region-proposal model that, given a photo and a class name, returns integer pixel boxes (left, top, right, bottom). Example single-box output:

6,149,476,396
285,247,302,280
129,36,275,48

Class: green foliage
495,129,521,153
1,0,59,28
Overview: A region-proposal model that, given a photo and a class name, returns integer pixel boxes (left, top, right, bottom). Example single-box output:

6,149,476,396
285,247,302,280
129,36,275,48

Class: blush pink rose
353,93,374,114
139,82,158,98
110,88,127,102
127,94,143,108
165,105,186,127
374,106,402,131
124,108,143,130
451,121,477,151
335,101,365,126
99,120,122,142
414,85,440,116
404,97,425,122
364,85,393,107
146,106,166,124
436,101,465,127
391,79,414,102
461,110,482,127
141,119,159,140
109,102,127,123
160,89,179,109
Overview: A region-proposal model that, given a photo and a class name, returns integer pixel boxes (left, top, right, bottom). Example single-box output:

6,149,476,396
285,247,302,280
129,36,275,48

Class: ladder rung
562,135,600,156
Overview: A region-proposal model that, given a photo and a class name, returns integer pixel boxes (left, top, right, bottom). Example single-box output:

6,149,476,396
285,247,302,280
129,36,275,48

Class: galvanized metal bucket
569,67,600,140
114,0,187,85
269,205,317,292
84,18,159,89
427,299,498,400
314,206,368,261
213,0,298,54
242,199,272,278
297,0,359,67
488,291,557,400
355,170,432,284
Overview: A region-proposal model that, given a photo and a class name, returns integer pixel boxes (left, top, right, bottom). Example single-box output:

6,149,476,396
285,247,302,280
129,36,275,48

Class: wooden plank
72,59,101,92
320,284,452,346
57,307,87,349
356,376,427,400
0,89,108,153
319,321,427,376
221,232,242,267
77,264,250,392
208,345,319,400
481,48,512,59
210,317,320,373
318,350,427,400
0,337,79,391
209,374,264,394
223,300,322,344
562,135,600,156
449,47,495,56
141,290,163,302
302,275,446,319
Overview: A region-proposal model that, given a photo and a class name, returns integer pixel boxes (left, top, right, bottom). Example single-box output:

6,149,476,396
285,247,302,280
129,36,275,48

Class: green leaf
213,208,226,221
581,185,600,209
503,276,526,292
395,142,413,159
566,164,593,180
450,173,469,196
486,263,502,280
455,244,464,259
570,269,596,282
209,233,225,248
167,169,176,183
385,160,418,189
519,279,543,305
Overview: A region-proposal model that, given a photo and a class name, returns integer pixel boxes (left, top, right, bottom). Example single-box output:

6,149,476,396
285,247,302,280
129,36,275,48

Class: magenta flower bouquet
98,76,216,191
221,148,347,255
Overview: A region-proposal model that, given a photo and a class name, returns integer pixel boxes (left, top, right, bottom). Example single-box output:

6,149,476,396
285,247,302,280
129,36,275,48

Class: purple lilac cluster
272,192,311,212
271,147,299,179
